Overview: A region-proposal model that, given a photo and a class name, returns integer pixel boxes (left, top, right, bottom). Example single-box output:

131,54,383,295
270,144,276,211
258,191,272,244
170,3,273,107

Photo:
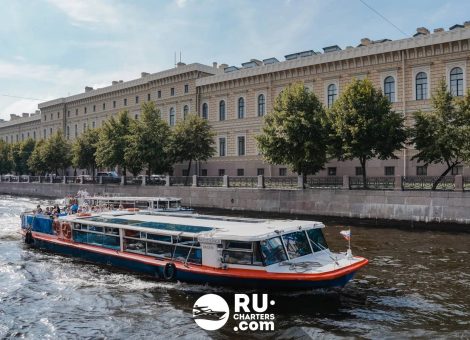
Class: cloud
47,0,120,26
175,0,188,8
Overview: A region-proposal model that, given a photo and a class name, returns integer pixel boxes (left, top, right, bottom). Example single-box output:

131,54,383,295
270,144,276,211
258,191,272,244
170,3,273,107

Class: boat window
146,242,173,258
260,237,288,266
88,225,103,233
172,246,202,264
72,228,120,250
282,231,312,259
73,223,81,230
124,229,140,238
105,227,119,235
145,233,172,243
169,201,181,209
306,228,328,252
222,250,252,265
226,241,252,250
123,238,146,253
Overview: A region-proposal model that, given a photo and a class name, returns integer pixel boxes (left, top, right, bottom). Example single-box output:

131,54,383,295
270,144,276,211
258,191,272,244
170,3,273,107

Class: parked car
149,174,166,185
97,171,121,183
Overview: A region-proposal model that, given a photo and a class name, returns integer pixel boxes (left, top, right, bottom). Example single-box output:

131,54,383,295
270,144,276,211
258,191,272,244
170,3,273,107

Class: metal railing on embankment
0,174,468,192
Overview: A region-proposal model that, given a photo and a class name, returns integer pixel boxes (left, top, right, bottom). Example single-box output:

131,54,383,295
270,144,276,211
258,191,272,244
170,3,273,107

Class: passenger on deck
71,202,79,214
45,207,51,215
36,205,43,214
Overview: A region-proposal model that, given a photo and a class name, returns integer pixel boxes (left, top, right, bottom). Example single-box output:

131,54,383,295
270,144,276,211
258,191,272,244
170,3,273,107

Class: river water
0,195,469,339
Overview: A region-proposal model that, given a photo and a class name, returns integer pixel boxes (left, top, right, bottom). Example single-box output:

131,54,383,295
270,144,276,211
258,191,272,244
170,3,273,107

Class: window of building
238,97,245,119
257,168,265,176
83,123,86,131
50,113,53,120
157,90,161,98
124,98,127,106
74,125,77,138
135,114,139,120
279,168,287,176
218,169,225,176
67,110,70,117
102,103,106,110
57,112,60,118
451,165,463,175
416,72,428,100
327,84,337,107
237,136,245,156
21,133,24,141
184,84,189,93
169,107,175,126
135,96,139,104
237,169,245,176
450,67,464,96
219,137,226,157
43,129,46,138
171,88,175,96
75,108,78,115
84,107,87,114
328,167,337,176
257,94,265,116
92,121,96,128
219,100,226,121
385,166,395,176
49,127,52,135
66,126,70,139
416,165,427,176
147,93,151,101
355,167,363,176
183,105,189,120
44,115,46,121
93,105,96,112
384,76,395,102
202,103,208,119
113,101,116,108
33,131,36,140
201,169,207,176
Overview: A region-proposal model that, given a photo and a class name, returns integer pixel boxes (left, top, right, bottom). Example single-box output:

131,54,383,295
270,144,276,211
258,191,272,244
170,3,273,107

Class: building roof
0,114,41,128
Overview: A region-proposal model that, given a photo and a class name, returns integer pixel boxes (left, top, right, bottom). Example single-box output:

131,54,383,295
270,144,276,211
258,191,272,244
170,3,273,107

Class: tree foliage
95,110,131,175
328,79,406,187
410,80,470,189
42,132,72,174
256,82,329,179
125,102,171,176
0,140,13,175
28,139,47,175
72,128,100,177
169,114,216,176
10,138,36,175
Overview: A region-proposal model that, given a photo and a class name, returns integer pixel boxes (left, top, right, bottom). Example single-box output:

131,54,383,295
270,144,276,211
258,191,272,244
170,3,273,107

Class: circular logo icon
193,294,230,331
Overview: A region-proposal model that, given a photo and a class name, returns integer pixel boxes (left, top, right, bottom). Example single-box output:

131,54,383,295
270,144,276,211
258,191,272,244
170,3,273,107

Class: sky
0,0,469,120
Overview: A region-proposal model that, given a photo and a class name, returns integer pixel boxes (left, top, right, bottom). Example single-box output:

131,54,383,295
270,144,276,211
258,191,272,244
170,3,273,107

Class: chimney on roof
141,72,150,77
112,80,118,85
415,27,430,36
176,62,186,67
10,114,19,120
85,86,93,93
219,63,228,69
119,80,123,83
433,27,444,33
464,21,470,28
360,38,371,46
35,110,40,115
22,113,29,118
213,62,218,68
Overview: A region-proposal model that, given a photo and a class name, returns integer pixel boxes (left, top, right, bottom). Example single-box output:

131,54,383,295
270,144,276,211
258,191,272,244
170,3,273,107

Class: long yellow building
1,23,469,177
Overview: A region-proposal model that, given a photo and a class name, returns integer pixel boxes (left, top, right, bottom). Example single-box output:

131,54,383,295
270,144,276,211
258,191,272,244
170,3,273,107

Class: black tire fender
162,262,177,281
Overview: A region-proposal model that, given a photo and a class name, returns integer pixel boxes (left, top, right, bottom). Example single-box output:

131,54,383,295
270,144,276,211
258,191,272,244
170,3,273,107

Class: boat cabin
82,196,187,211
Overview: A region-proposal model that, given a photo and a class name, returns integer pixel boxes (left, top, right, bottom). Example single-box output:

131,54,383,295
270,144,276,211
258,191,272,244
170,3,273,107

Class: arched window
415,72,428,100
450,67,463,96
257,94,265,117
66,126,70,139
238,97,245,119
169,107,175,126
384,76,395,102
327,84,337,107
183,105,189,120
202,103,208,119
219,100,225,121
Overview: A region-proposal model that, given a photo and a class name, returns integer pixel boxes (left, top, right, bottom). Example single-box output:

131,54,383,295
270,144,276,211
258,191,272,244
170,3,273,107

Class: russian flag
340,230,351,241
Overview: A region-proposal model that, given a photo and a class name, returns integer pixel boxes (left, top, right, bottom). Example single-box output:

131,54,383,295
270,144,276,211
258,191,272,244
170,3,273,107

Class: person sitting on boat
71,202,79,214
54,204,61,214
44,207,51,215
36,205,43,214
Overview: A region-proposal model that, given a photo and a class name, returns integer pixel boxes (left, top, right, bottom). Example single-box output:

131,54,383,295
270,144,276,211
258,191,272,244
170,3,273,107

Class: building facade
1,23,470,177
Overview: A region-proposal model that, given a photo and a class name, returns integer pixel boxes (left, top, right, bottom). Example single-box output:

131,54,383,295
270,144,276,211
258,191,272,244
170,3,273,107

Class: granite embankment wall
1,182,470,228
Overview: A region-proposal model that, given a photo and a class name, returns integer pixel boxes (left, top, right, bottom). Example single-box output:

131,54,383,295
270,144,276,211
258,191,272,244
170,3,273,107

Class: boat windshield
306,228,328,252
282,230,312,259
260,237,288,266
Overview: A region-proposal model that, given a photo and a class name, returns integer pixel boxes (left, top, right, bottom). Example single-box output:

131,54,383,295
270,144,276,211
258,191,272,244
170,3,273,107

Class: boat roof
85,196,182,202
61,212,324,242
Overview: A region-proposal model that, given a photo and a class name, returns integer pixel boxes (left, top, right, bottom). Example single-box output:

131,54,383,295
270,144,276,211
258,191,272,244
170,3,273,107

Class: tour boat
20,211,368,289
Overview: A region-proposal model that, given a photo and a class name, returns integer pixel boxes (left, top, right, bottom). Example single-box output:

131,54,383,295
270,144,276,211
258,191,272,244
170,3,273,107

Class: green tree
10,143,22,175
95,110,131,176
72,128,100,179
410,80,470,189
0,140,13,175
42,132,72,175
125,102,171,176
10,139,35,175
328,79,406,188
256,82,329,182
28,139,47,175
169,113,216,177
